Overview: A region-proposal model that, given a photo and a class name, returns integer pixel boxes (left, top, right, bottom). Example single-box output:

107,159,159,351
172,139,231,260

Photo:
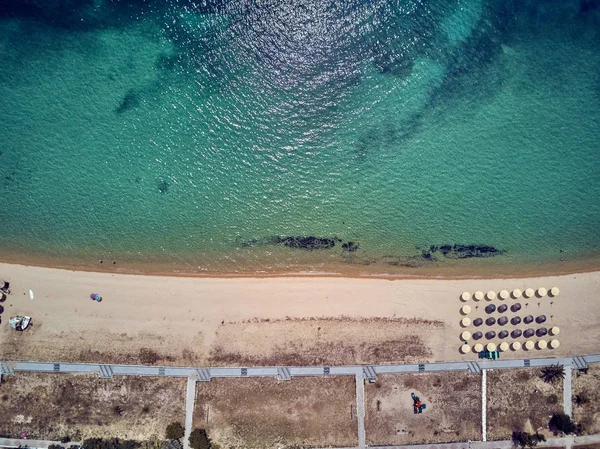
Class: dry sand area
364,372,481,445
572,365,600,435
193,376,357,449
0,373,185,441
486,368,563,440
0,262,599,366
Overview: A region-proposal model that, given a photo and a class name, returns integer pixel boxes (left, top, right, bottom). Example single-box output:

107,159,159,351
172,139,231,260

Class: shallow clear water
1,0,599,275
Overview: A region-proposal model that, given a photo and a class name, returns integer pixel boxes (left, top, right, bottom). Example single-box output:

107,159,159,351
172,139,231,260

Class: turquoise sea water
0,0,599,275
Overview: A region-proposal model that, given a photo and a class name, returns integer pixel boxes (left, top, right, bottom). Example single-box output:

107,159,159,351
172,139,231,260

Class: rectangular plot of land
487,368,563,440
572,365,600,435
193,376,357,449
0,373,186,441
365,372,481,445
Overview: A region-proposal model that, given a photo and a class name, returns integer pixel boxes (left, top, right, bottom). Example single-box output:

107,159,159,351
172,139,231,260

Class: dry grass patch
193,376,357,449
364,372,481,445
487,368,563,440
0,373,185,441
209,317,441,366
572,366,600,434
0,327,206,366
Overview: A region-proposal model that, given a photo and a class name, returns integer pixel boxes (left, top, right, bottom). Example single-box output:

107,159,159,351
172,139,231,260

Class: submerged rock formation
239,235,361,252
278,236,338,250
421,244,505,259
341,241,359,252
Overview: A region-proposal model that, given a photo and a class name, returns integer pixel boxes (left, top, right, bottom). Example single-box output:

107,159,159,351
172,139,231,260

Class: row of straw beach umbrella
460,339,560,354
460,314,558,328
461,327,560,341
461,287,560,302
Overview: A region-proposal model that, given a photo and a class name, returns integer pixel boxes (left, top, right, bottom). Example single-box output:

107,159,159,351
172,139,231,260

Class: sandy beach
1,262,599,366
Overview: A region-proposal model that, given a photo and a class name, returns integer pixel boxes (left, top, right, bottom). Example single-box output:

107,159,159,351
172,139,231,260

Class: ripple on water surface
0,0,599,275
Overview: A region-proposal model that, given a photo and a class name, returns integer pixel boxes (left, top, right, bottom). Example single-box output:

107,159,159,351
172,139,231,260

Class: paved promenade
3,432,600,449
1,353,598,380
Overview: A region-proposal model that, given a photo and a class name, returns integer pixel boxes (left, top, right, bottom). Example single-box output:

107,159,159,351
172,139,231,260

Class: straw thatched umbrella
525,288,535,298
461,331,472,341
461,317,471,327
498,304,508,313
499,342,509,352
525,340,534,350
524,315,534,324
511,316,522,326
512,288,522,299
550,287,560,297
474,343,484,352
537,287,547,297
512,329,523,338
498,316,509,326
472,331,483,340
499,289,509,300
486,317,496,326
461,292,470,302
473,317,483,327
512,341,522,350
537,340,547,349
474,291,484,301
550,339,560,349
461,305,472,315
511,303,522,312
487,290,496,300
460,344,471,354
485,304,496,314
487,343,497,351
536,315,547,324
498,329,509,339
550,326,560,336
524,328,535,338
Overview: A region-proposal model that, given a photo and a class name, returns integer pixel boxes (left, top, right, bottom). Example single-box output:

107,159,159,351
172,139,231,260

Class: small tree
189,429,210,449
574,392,589,407
512,431,546,447
540,364,565,384
165,422,185,440
549,413,576,435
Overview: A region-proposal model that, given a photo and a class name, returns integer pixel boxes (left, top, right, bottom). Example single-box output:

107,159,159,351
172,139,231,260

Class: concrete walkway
481,369,487,442
564,367,573,417
355,374,366,449
365,431,600,449
0,438,81,448
183,376,197,449
0,354,595,380
4,433,599,449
